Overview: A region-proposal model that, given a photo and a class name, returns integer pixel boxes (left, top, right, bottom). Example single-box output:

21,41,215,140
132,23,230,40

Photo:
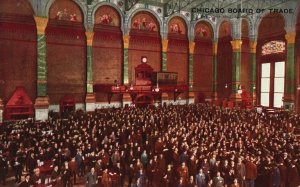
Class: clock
141,56,147,63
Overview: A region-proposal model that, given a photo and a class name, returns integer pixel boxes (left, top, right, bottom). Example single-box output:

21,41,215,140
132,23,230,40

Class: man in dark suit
212,172,224,187
195,168,206,187
27,153,36,176
84,167,97,187
75,150,85,177
0,155,8,185
12,156,23,183
235,157,246,187
18,175,30,187
61,162,72,187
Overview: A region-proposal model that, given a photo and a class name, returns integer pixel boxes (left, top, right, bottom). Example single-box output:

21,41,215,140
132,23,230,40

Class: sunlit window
260,63,270,107
260,61,285,108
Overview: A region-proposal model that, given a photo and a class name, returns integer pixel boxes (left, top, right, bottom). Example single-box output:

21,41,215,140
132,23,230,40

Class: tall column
161,38,169,103
0,96,3,123
122,35,131,106
283,32,296,109
162,38,168,71
85,31,96,111
230,39,242,103
212,41,218,101
188,41,195,104
249,40,257,106
123,35,129,84
34,16,49,120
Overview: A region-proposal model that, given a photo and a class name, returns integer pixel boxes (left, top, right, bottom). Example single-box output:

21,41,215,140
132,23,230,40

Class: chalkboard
152,72,178,86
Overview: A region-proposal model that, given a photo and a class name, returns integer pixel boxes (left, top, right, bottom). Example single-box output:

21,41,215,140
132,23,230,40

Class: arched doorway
167,16,189,100
193,21,213,103
0,0,37,103
217,21,233,100
46,0,86,106
93,5,122,103
128,11,161,85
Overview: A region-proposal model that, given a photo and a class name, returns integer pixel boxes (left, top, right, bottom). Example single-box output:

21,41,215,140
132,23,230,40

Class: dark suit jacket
18,180,30,187
85,172,97,187
212,176,224,187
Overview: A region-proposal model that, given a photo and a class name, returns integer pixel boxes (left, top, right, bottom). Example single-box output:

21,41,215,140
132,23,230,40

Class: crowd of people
0,104,299,187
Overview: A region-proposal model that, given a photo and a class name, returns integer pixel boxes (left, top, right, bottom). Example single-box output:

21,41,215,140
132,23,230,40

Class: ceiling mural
194,21,213,39
49,0,83,22
168,16,187,35
94,5,121,27
131,12,159,32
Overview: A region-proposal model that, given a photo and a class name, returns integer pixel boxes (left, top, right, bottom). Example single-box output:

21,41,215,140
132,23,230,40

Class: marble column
0,99,3,123
249,40,257,106
212,41,218,101
85,31,96,111
230,39,242,104
188,41,195,104
283,32,296,109
122,35,131,106
162,38,168,72
34,16,49,120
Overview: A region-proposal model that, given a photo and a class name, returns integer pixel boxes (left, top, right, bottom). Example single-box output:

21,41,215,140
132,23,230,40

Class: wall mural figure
195,27,208,38
99,14,113,25
55,8,77,21
132,18,156,31
169,23,182,34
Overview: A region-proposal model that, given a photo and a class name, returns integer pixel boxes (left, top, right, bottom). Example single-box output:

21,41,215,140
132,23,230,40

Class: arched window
260,41,286,108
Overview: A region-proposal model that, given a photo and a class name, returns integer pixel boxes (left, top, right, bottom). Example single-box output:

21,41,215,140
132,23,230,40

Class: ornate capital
162,38,168,52
0,98,3,110
213,41,218,55
37,80,47,84
123,35,130,49
34,96,49,109
85,32,94,46
189,41,195,54
285,32,296,44
34,16,48,35
249,41,257,53
230,39,242,52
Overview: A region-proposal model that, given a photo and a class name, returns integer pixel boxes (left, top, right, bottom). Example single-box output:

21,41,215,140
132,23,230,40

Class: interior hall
0,0,300,187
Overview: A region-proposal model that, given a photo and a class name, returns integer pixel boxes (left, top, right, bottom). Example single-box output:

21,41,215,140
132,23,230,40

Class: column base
188,91,195,104
211,92,218,101
161,93,170,105
35,96,49,121
283,94,295,110
122,93,132,107
85,93,96,112
230,93,242,107
0,98,3,123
